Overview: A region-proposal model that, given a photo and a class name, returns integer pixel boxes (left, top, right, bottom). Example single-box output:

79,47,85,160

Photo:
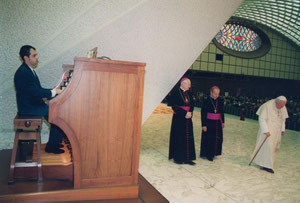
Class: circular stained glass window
213,21,271,58
215,24,261,52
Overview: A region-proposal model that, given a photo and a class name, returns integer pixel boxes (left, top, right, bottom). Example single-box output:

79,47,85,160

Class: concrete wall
0,0,242,149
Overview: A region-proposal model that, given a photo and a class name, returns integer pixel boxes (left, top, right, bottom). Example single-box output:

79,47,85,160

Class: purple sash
207,112,223,123
174,105,190,114
179,106,190,112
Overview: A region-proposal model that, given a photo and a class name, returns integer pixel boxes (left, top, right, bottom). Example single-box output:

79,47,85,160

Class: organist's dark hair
19,45,36,62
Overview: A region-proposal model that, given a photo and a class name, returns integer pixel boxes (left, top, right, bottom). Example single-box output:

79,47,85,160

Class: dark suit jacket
14,62,52,116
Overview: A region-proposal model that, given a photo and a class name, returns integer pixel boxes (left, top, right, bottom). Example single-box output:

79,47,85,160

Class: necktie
32,69,37,78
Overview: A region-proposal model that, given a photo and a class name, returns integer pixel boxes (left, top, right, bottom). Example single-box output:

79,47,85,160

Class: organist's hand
56,89,63,95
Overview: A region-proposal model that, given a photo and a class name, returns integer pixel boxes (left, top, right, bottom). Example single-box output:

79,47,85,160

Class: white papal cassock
251,99,288,169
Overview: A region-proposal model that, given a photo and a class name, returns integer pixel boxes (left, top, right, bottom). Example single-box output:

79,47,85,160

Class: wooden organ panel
49,57,145,194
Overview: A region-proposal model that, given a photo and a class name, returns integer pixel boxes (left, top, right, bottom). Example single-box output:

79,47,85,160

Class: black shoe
45,145,65,154
57,144,64,148
261,167,274,174
207,157,214,162
174,160,184,164
184,161,196,165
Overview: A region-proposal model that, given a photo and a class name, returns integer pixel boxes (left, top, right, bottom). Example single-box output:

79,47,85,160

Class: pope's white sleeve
281,119,286,132
259,117,269,133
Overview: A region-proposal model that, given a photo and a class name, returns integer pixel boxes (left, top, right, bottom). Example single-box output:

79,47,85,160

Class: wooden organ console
37,57,145,201
50,56,145,193
55,57,144,193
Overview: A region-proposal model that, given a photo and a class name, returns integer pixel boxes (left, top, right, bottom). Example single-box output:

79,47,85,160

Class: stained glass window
215,24,262,52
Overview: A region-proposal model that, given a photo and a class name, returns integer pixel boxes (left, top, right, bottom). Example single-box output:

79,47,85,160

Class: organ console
1,57,145,203
49,56,145,199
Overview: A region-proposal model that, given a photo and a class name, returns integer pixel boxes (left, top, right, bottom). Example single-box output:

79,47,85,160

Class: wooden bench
8,115,43,184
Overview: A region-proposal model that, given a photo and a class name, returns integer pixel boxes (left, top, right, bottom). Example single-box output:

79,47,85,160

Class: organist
14,45,65,154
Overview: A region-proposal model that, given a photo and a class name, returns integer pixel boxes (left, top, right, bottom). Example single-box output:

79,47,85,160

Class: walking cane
249,135,269,166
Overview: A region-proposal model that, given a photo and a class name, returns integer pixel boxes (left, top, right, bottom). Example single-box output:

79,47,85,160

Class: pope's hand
265,132,271,137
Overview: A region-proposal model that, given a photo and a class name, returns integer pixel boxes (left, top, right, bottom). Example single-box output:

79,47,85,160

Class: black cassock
168,88,196,163
200,96,225,159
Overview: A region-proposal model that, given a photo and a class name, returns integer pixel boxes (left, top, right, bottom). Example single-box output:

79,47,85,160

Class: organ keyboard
54,64,74,91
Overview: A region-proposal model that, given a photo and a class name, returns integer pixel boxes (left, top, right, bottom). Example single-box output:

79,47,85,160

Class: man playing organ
14,45,65,154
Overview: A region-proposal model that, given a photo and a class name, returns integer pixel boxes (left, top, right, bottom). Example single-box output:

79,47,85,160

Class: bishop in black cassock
168,78,196,165
200,86,225,161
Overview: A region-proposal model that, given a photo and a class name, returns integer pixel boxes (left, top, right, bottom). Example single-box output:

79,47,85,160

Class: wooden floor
0,149,168,203
34,143,73,166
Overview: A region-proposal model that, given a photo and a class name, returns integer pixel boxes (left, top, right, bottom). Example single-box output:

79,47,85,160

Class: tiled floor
1,104,299,202
139,104,300,203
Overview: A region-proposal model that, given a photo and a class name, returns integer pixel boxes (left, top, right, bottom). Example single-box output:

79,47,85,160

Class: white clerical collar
180,87,187,92
210,95,216,100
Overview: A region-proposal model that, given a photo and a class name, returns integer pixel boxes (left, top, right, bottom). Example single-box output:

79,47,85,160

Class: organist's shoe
45,144,65,154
